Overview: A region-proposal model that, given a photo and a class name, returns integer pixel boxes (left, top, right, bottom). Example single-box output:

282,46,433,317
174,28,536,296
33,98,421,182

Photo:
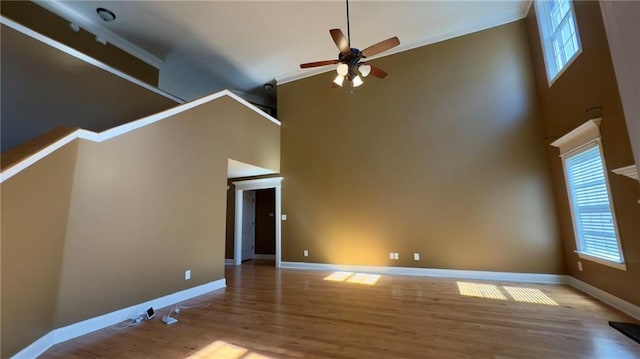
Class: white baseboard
280,262,567,284
281,261,640,320
254,254,275,260
567,277,640,320
11,279,226,359
10,331,54,359
225,259,235,265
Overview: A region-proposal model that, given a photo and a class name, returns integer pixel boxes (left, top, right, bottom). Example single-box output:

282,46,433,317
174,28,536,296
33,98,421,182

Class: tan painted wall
526,2,640,305
279,21,564,274
1,95,279,355
1,143,78,358
1,24,176,152
1,1,159,86
599,1,640,171
55,97,280,326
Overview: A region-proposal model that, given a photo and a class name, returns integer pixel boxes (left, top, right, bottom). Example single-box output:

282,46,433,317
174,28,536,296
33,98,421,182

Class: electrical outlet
281,214,287,221
413,253,420,261
389,252,394,259
393,253,399,260
303,249,309,257
577,261,583,272
185,270,191,280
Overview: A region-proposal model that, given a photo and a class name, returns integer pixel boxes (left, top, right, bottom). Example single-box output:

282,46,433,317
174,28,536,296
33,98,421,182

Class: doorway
241,191,256,261
232,177,283,267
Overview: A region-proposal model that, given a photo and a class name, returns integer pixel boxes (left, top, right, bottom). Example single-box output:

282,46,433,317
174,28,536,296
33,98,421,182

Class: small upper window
535,0,582,84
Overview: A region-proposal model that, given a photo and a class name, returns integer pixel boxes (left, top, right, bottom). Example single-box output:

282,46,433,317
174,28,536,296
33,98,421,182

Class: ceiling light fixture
96,8,116,22
299,0,400,90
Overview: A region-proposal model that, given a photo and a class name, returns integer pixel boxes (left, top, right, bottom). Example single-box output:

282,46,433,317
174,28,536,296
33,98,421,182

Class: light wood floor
42,260,639,358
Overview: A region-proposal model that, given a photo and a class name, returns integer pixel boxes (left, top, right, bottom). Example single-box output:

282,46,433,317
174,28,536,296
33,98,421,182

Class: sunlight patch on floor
346,273,381,285
456,281,507,300
457,281,559,306
324,271,354,281
187,340,272,359
503,286,558,306
324,271,381,285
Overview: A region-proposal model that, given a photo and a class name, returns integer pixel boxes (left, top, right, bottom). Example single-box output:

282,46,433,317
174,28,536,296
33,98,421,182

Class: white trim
10,279,226,359
0,90,280,183
280,262,567,284
233,177,284,190
276,8,529,85
551,118,602,155
552,119,627,270
232,177,283,268
32,0,163,68
575,251,627,271
567,277,640,320
254,254,276,260
612,164,638,181
280,262,640,320
0,16,180,103
234,188,243,266
225,259,235,265
11,332,54,359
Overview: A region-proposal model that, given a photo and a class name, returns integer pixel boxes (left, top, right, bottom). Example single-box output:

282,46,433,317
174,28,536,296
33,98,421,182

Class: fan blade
330,29,350,54
369,65,388,79
300,60,339,69
361,36,400,58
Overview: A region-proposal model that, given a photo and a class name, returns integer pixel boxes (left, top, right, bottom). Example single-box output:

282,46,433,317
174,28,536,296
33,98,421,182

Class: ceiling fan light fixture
352,75,363,87
336,63,349,76
333,75,345,87
359,64,371,77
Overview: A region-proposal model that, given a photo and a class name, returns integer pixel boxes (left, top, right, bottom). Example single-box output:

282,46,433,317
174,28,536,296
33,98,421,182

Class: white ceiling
228,159,276,179
37,1,531,101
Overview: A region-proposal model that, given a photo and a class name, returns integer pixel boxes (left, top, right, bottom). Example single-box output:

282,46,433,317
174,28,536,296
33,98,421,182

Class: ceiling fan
299,0,400,88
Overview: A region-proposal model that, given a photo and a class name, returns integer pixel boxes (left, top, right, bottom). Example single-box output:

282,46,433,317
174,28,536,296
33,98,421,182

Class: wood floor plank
41,260,640,358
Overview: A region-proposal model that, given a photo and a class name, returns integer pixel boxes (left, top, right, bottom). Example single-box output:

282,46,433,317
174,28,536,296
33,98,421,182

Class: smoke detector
96,8,116,22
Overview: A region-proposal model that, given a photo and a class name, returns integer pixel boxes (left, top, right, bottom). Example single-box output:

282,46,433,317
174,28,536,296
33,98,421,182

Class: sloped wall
278,20,563,274
0,95,280,356
1,1,159,86
0,24,177,152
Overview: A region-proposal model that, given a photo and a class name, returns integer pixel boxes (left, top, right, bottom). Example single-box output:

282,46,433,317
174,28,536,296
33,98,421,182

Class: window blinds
565,145,622,262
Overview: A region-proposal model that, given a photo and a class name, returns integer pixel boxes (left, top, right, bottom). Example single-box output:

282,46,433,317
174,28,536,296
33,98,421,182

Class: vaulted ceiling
35,1,532,101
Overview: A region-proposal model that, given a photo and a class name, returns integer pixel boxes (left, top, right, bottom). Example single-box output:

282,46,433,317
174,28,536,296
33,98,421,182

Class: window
535,0,582,84
551,119,626,270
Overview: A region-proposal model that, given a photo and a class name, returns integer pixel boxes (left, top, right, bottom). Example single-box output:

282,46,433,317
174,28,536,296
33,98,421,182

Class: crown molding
32,0,163,68
0,16,180,103
550,118,602,155
276,5,529,85
612,164,638,181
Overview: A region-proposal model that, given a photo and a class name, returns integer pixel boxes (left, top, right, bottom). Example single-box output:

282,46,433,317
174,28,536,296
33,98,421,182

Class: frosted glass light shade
352,75,363,87
359,64,371,77
336,63,349,76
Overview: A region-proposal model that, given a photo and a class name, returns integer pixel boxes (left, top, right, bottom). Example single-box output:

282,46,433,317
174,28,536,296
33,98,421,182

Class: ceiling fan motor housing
338,48,364,79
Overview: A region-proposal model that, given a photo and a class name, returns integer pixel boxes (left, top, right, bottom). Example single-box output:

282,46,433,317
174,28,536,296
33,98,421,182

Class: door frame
232,177,283,267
